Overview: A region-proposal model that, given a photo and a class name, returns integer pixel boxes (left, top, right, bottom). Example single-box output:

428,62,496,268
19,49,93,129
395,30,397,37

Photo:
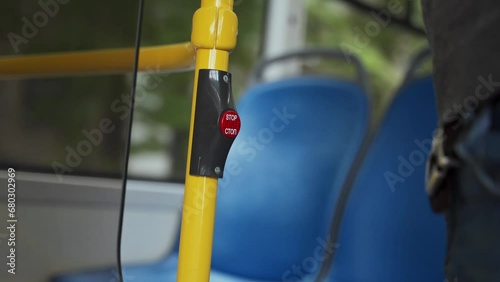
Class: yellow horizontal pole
0,42,195,78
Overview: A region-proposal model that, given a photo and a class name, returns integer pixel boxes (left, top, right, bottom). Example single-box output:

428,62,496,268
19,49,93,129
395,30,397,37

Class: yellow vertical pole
177,1,238,281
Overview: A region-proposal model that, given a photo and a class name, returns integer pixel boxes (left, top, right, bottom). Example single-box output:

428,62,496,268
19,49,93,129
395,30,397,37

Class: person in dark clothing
422,1,500,281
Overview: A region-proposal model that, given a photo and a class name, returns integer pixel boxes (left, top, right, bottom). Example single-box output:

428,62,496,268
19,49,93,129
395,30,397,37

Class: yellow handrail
176,0,238,281
0,42,195,78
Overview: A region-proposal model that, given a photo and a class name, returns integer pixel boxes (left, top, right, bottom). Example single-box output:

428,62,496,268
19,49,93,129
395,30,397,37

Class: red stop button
219,110,241,138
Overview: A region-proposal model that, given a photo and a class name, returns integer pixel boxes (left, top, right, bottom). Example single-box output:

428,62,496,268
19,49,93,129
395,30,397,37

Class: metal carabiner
426,130,460,212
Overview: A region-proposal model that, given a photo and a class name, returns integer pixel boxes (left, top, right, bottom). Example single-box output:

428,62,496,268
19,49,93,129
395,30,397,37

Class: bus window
0,1,142,281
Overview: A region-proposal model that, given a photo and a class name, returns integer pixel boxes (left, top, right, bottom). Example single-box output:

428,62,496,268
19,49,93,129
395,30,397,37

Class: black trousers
422,1,500,281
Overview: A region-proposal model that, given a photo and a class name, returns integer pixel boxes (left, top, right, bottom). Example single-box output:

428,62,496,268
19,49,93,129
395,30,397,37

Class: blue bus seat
210,77,369,281
325,76,447,282
54,76,370,282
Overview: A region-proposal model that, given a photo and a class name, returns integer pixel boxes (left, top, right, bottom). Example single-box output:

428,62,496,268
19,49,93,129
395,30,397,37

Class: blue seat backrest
327,76,446,282
211,77,370,280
